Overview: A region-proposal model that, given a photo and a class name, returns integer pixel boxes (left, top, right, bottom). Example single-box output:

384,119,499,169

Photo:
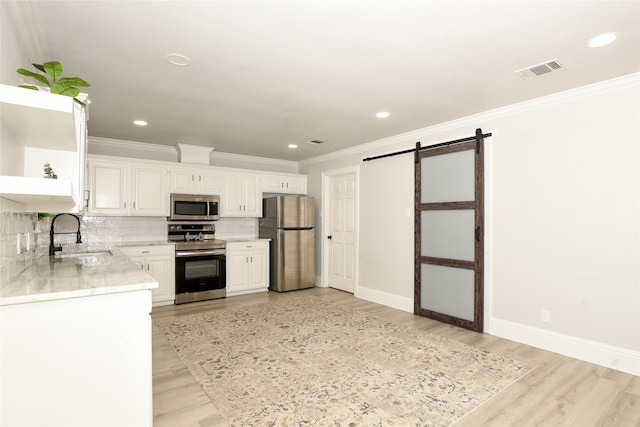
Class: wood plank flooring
151,288,640,426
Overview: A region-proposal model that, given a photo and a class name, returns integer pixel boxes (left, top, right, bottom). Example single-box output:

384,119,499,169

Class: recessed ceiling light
288,144,298,149
133,120,148,126
376,112,390,118
165,53,191,66
588,33,617,48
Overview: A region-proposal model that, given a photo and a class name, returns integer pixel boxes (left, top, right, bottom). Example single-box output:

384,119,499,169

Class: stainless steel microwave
169,193,220,221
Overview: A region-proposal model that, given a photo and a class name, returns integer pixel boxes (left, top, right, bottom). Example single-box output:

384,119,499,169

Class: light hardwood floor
151,288,640,426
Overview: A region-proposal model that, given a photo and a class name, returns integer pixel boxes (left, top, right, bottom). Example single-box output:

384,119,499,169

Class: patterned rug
154,296,533,426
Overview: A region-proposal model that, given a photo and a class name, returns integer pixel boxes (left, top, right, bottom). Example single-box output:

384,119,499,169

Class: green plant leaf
43,61,63,80
73,98,87,107
17,68,50,86
50,82,80,97
18,85,40,91
58,77,91,87
32,63,45,73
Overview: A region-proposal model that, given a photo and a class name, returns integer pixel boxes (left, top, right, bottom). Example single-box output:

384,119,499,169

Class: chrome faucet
49,213,82,256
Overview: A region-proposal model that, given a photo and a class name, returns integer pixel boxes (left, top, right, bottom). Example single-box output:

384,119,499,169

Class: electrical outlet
541,309,551,323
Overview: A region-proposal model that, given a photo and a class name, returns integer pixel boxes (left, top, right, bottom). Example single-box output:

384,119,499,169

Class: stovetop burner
168,222,226,251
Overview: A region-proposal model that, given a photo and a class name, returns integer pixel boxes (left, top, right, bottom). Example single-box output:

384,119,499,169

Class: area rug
154,296,533,426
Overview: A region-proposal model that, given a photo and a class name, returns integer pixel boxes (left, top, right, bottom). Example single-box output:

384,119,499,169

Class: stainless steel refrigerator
259,195,315,292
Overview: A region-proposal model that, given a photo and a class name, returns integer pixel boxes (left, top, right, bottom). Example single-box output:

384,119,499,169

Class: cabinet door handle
124,202,127,209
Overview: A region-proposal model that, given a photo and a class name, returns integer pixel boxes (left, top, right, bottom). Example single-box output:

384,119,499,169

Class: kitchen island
0,244,157,427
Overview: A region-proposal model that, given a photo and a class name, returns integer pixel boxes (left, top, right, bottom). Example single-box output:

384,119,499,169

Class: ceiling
11,1,640,161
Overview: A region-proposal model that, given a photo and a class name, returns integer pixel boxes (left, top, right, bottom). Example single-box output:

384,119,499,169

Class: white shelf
0,176,77,212
0,83,78,151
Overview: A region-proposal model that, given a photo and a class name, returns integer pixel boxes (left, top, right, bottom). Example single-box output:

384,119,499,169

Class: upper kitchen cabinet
87,156,168,216
221,171,262,217
168,165,221,195
262,173,307,194
0,84,88,212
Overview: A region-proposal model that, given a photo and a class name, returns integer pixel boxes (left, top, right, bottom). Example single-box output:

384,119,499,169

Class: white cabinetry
119,245,175,306
87,156,168,216
221,172,262,217
0,83,88,212
168,165,221,195
262,173,307,194
0,289,153,426
227,241,269,296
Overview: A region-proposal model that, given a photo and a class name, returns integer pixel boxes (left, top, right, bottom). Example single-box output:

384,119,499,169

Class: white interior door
325,171,357,293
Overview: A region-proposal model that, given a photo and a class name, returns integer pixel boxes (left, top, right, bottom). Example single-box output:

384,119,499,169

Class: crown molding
88,136,177,155
299,72,640,167
212,151,298,169
88,136,299,169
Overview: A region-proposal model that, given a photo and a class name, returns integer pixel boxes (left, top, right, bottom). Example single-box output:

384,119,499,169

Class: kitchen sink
58,250,113,258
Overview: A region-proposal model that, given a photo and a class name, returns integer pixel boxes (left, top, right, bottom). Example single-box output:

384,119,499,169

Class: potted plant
17,61,90,106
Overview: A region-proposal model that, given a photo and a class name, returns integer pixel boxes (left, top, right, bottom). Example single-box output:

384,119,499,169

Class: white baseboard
355,286,414,313
490,318,640,376
332,285,639,376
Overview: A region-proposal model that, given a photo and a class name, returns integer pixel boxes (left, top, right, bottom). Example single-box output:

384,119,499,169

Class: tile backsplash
0,198,42,286
214,217,258,240
0,197,259,286
80,216,167,243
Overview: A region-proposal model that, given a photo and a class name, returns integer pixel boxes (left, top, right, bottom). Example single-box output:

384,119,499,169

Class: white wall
0,2,30,85
301,74,640,375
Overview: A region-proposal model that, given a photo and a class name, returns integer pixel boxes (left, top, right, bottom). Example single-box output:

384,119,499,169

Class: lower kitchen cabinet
119,244,175,306
0,289,153,426
227,240,269,296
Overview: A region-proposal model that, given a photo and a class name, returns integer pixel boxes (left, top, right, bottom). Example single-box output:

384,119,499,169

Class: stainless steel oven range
168,222,226,304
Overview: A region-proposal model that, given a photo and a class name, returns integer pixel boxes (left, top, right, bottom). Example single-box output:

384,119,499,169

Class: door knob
327,235,332,240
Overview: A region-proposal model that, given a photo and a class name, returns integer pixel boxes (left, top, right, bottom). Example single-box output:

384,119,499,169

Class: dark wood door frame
414,131,485,332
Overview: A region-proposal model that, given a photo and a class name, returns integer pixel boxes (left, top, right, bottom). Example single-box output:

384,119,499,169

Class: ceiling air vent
515,59,565,80
307,139,325,145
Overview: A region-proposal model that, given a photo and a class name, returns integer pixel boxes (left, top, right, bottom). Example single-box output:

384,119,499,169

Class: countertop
224,238,271,242
0,243,158,307
116,240,175,247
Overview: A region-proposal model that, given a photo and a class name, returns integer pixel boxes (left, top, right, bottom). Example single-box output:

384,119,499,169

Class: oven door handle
176,250,226,257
